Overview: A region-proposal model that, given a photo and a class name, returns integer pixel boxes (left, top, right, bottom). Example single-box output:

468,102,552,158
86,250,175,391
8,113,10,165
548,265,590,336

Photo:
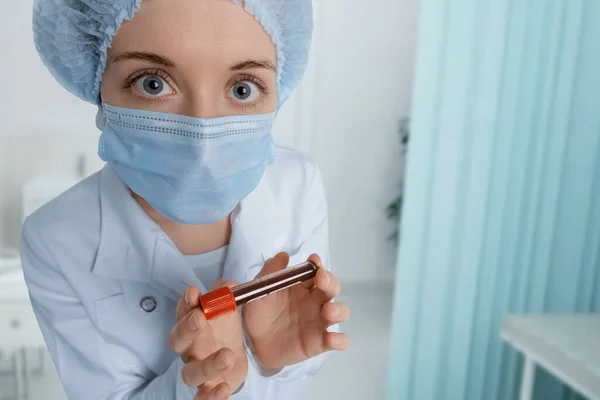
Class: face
100,0,278,118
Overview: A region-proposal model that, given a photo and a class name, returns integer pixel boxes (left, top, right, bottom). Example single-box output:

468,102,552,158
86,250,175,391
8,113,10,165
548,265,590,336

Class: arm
20,224,197,400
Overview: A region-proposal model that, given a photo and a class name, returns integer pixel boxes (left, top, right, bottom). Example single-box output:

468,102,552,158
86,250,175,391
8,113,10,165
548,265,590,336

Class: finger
195,382,232,400
182,348,235,388
322,302,350,326
307,253,323,267
193,381,218,399
301,254,322,289
168,308,212,355
324,332,350,352
256,252,289,278
176,286,202,321
211,279,239,291
301,277,316,289
314,268,341,300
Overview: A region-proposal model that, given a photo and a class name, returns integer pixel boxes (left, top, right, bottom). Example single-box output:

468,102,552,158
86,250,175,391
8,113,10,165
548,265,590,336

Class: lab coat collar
92,164,289,302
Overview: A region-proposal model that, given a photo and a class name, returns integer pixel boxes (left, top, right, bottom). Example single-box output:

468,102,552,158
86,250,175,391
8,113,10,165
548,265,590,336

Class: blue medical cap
33,0,313,108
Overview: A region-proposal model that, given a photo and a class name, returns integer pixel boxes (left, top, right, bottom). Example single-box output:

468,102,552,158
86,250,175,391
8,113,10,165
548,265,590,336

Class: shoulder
21,171,102,263
264,146,323,197
262,146,328,224
272,146,317,171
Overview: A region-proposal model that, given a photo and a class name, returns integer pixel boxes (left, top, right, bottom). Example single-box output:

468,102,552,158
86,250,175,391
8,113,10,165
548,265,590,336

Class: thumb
256,252,290,278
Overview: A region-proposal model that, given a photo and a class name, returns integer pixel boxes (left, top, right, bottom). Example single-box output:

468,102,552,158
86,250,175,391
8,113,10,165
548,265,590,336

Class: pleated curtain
386,1,600,399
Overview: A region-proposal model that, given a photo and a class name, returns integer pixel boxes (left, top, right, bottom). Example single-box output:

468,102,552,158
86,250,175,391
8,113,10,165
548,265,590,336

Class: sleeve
245,160,338,383
20,224,197,400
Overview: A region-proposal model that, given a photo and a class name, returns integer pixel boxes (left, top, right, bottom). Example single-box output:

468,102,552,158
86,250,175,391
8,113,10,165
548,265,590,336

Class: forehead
109,0,276,66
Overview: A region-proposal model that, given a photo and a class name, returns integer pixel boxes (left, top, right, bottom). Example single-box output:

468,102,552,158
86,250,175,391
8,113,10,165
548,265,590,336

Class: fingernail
187,312,198,331
331,305,340,317
184,288,190,305
324,272,331,285
214,351,227,370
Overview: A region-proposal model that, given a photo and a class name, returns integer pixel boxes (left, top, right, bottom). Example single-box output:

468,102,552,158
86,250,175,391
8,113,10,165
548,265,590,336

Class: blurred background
2,0,600,400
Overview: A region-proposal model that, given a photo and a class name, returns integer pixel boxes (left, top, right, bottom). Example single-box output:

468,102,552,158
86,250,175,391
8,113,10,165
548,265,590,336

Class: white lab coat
20,147,332,400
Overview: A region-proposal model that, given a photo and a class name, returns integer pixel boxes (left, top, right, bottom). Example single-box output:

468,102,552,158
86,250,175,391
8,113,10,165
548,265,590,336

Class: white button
140,296,157,313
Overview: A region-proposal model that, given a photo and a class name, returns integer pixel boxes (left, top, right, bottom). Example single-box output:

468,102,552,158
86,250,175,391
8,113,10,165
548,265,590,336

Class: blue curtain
386,0,600,399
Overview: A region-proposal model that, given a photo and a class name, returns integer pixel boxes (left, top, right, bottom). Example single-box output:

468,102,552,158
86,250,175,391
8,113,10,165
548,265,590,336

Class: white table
0,268,47,400
501,315,600,400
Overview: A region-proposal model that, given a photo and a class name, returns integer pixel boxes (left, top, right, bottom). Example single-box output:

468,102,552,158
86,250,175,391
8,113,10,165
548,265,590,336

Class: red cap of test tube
199,286,237,320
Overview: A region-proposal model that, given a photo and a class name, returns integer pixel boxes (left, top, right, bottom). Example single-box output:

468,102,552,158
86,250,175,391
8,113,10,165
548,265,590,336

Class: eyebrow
230,60,277,72
107,53,275,72
108,52,176,67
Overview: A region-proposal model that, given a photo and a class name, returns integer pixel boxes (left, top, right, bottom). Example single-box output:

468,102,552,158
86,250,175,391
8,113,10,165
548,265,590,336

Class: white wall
305,0,420,283
0,0,420,284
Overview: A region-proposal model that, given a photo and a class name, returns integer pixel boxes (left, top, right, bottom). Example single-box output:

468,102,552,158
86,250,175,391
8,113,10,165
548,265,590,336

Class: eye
133,75,173,97
228,81,261,103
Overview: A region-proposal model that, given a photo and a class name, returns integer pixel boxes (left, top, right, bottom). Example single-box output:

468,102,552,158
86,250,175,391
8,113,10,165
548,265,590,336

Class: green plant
387,118,410,241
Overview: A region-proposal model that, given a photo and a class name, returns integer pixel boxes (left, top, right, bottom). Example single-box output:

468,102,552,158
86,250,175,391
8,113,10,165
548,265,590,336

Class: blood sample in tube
199,260,319,320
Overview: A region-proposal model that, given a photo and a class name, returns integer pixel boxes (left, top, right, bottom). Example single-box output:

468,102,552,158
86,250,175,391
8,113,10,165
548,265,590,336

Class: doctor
21,0,350,399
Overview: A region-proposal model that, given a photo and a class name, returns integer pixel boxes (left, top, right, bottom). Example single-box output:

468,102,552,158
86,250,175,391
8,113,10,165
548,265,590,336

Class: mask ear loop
95,92,106,130
95,104,106,130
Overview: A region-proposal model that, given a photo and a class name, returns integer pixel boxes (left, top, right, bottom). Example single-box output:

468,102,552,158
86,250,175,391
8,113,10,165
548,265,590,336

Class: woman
22,0,350,399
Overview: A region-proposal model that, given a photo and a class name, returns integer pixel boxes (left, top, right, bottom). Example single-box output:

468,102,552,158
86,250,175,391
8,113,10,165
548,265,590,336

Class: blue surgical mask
98,103,277,224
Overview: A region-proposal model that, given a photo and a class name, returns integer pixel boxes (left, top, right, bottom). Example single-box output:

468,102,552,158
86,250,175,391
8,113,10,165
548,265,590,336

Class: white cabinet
0,302,45,352
0,269,45,351
0,269,46,400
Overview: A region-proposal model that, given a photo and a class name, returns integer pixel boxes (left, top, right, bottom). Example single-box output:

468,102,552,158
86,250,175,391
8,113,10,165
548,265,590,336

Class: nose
181,88,222,119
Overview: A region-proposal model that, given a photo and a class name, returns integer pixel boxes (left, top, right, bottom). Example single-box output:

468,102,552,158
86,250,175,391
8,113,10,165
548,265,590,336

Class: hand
242,252,350,370
169,281,248,400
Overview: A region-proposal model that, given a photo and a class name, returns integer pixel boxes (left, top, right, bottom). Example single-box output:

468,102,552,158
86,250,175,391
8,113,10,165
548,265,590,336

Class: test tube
199,260,319,320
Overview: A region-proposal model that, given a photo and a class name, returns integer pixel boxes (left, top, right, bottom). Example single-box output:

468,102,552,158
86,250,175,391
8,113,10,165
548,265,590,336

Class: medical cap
32,0,313,108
